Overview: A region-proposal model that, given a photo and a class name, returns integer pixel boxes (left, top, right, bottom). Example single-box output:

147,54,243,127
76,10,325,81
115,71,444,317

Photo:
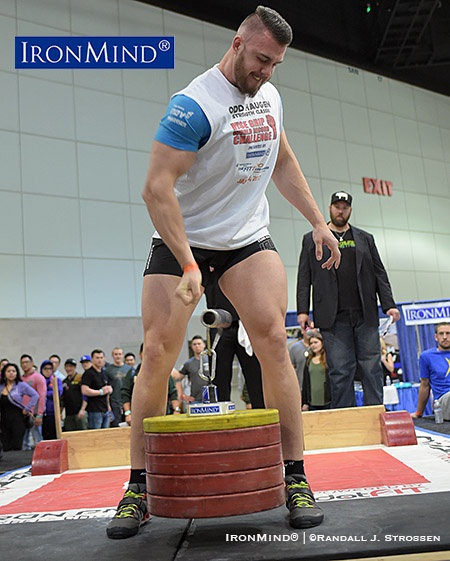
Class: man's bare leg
131,274,201,467
219,250,324,529
219,250,303,459
107,273,200,539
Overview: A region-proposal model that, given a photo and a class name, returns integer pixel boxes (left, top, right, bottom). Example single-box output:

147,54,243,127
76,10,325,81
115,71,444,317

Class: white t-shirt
154,65,283,250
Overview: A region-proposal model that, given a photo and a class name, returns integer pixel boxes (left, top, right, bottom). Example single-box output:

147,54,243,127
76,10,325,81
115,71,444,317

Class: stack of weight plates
143,409,285,518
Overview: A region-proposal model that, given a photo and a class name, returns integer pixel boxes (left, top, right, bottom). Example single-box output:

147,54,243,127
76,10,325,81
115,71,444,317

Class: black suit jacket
296,225,396,329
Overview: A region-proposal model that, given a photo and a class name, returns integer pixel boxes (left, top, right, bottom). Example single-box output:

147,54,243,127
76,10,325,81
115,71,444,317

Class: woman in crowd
301,332,331,411
0,363,39,450
40,360,63,440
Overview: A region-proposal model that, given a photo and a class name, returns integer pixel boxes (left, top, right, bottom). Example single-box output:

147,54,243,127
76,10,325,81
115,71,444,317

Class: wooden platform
302,404,385,450
60,426,130,470
51,405,387,471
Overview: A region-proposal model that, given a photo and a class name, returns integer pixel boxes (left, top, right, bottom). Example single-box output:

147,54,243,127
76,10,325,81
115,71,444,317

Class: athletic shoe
106,483,150,539
285,474,324,529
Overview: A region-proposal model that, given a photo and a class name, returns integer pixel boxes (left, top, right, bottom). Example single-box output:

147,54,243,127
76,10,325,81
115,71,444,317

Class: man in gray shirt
172,335,206,403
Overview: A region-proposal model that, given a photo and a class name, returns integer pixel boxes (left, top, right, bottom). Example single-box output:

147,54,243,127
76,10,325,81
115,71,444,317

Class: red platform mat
306,449,429,492
0,449,429,515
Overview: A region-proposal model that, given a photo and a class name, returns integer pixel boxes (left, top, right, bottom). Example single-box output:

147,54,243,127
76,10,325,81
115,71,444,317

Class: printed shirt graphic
153,64,283,249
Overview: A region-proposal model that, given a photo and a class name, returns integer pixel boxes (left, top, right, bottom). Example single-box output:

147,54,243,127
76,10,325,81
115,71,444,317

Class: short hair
124,352,135,360
49,354,61,361
20,353,33,362
435,321,450,333
191,335,204,342
240,5,293,46
91,348,104,357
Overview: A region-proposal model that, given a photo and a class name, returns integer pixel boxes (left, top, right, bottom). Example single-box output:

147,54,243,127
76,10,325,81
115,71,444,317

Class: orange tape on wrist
183,262,199,274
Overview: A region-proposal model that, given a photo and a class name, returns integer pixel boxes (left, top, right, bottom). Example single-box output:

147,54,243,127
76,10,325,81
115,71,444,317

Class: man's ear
232,35,242,53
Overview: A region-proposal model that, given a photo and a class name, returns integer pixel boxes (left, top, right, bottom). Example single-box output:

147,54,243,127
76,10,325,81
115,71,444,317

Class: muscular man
413,322,450,421
297,191,400,408
107,6,339,539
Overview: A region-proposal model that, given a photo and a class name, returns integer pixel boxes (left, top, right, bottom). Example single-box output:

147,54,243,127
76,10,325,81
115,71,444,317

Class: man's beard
330,215,349,228
234,54,266,97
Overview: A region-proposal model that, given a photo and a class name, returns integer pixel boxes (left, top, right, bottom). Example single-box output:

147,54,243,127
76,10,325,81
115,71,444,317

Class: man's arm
366,233,400,321
272,131,340,271
296,234,315,331
81,384,112,397
412,378,430,418
142,140,202,305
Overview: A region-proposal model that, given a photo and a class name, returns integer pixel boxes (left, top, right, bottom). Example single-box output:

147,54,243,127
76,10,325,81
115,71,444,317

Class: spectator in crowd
413,321,450,421
40,360,63,440
297,191,400,408
49,354,66,381
62,358,88,431
124,353,137,372
122,345,181,425
80,355,92,372
301,332,331,411
0,363,39,451
20,353,46,450
105,348,133,427
81,349,113,429
288,330,311,390
0,358,9,370
204,275,264,408
172,336,208,404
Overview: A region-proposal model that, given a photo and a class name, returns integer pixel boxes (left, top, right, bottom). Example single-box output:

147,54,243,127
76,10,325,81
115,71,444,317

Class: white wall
0,0,449,363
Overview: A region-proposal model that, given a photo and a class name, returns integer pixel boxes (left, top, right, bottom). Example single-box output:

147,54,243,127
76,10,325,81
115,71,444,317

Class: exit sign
362,177,393,196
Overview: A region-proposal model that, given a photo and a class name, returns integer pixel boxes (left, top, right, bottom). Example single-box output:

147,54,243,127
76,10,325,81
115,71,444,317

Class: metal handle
201,308,232,329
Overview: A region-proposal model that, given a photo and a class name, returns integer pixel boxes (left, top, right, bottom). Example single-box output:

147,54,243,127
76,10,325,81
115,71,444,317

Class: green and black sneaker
285,474,324,529
106,483,150,539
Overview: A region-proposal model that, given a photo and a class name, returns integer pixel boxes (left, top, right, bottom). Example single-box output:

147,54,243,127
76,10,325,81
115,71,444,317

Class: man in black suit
296,191,400,408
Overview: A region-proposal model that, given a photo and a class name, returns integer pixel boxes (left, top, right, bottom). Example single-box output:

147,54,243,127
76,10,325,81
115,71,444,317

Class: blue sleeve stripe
154,94,211,151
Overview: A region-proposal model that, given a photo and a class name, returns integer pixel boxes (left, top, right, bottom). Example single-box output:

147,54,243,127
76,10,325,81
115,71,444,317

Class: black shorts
143,235,277,287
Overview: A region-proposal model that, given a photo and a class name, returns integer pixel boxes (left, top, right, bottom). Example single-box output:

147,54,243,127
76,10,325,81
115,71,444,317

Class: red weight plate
148,483,285,518
147,463,283,496
146,443,282,475
145,423,281,454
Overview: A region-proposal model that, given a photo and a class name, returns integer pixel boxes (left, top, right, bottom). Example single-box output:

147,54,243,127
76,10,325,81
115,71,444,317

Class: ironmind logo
15,36,174,69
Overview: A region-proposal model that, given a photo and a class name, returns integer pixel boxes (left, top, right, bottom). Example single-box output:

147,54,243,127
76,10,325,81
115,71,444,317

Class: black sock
284,460,305,477
129,468,147,486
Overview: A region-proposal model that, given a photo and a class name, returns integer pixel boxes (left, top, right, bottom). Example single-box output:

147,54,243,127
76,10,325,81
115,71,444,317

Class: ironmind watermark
15,36,174,69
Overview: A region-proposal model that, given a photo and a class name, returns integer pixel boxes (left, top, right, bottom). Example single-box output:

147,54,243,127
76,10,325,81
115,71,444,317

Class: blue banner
15,36,174,69
402,301,450,325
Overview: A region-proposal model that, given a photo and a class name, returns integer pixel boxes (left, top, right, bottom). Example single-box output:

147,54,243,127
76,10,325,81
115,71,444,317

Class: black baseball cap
65,358,77,366
331,191,352,206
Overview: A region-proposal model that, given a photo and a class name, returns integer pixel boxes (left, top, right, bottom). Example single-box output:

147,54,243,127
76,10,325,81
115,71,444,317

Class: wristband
174,407,181,412
124,410,131,416
183,262,199,274
35,414,42,419
99,388,104,396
